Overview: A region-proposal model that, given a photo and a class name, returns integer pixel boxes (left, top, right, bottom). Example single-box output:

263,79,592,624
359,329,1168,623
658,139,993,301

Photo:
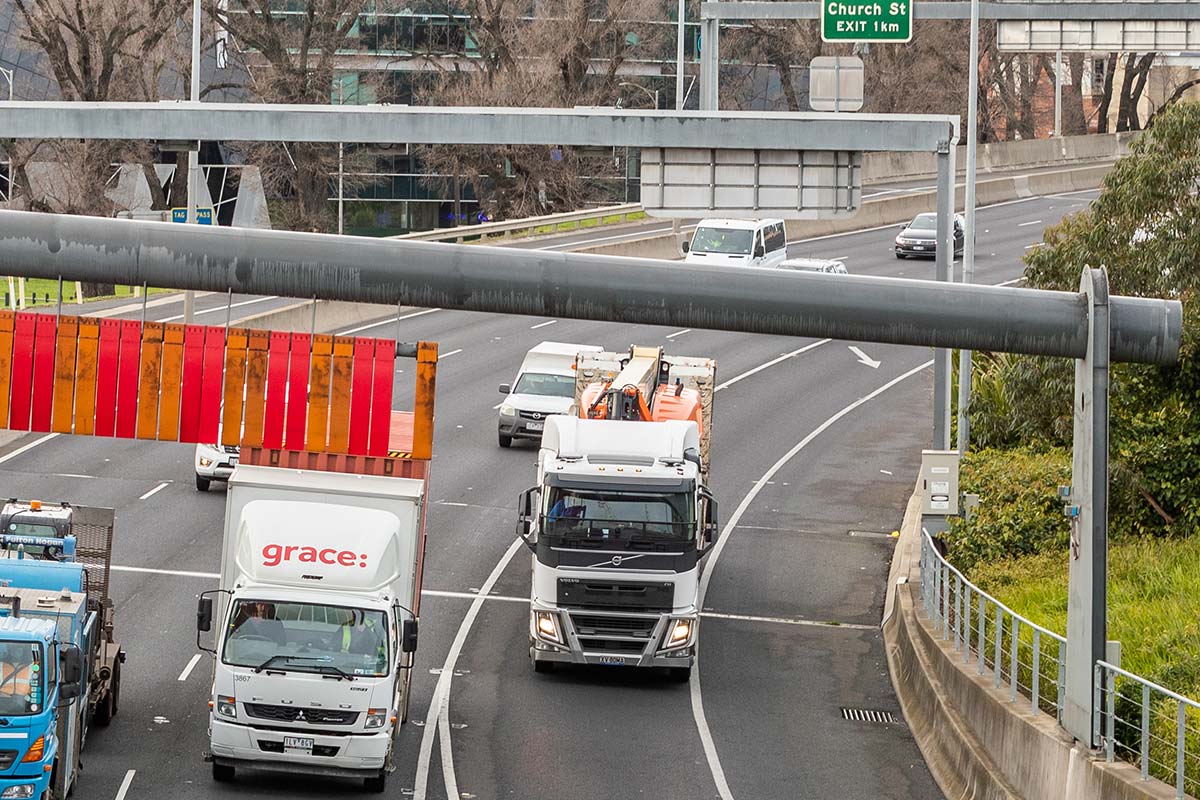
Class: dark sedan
895,212,965,259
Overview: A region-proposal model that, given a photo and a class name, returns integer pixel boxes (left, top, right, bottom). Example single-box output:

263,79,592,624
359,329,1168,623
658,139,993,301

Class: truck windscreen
0,642,43,715
543,488,694,543
222,601,389,678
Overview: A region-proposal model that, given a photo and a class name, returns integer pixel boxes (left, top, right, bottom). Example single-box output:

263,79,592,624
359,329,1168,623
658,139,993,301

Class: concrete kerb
883,484,1180,800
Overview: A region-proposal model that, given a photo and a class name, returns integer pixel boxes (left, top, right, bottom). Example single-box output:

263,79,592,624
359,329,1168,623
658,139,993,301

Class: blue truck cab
0,501,122,800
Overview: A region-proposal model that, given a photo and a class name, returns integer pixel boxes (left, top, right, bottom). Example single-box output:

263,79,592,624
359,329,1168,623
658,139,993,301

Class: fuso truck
517,345,719,681
0,500,123,800
198,464,427,793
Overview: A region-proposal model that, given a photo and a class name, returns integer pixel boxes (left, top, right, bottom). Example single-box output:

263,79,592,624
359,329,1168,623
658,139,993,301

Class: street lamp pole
183,0,201,324
957,0,981,454
676,0,686,110
338,79,344,236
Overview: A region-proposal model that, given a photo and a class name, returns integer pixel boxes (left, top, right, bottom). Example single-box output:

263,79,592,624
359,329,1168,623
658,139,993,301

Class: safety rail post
1106,667,1115,762
955,573,962,651
978,596,986,676
1032,629,1041,713
1057,656,1066,724
962,585,971,665
994,606,1003,689
1178,701,1186,800
1141,684,1150,781
1011,618,1019,702
1094,663,1103,749
941,559,949,639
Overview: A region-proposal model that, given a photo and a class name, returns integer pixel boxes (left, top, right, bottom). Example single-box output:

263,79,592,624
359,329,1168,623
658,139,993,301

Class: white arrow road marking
848,346,881,369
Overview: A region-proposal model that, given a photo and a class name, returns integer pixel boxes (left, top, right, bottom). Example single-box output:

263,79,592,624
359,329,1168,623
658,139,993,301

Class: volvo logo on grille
610,555,623,566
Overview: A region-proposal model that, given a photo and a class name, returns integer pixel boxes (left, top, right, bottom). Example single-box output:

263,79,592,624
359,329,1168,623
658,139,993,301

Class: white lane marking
413,537,524,800
177,653,203,682
700,611,876,631
530,320,557,329
1017,219,1044,227
665,328,692,340
160,295,277,323
424,588,528,603
139,481,169,501
0,433,58,465
848,346,881,369
690,357,935,800
438,349,463,360
492,402,504,410
114,770,136,800
714,340,831,392
48,472,94,479
339,308,441,336
995,277,1025,287
1024,243,1045,250
111,565,219,580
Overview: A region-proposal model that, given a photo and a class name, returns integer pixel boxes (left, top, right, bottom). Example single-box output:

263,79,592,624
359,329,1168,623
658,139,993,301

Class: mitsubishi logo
296,710,306,721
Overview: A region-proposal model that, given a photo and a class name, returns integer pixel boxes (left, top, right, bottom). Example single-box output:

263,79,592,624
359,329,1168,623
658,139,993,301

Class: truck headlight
664,619,693,649
216,695,237,719
533,611,562,644
1,785,36,799
198,456,213,467
499,405,516,417
365,708,389,729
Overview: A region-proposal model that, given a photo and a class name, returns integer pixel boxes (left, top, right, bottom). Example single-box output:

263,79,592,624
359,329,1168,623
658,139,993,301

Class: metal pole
183,0,202,324
0,68,12,101
676,0,686,110
1054,51,1063,137
933,141,955,449
701,16,720,110
1063,267,1110,747
957,0,980,455
338,79,344,236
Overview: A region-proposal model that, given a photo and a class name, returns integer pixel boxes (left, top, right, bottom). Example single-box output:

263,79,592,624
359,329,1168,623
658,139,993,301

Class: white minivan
682,218,788,268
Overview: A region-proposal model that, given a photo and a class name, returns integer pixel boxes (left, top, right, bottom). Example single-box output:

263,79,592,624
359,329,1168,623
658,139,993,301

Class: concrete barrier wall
883,488,1177,800
863,132,1138,182
239,299,401,334
577,161,1115,260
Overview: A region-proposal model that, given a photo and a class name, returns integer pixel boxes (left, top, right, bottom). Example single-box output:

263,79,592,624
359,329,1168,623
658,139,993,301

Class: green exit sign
821,1,913,43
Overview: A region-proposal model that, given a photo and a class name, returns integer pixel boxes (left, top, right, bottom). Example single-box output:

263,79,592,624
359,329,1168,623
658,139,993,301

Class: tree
216,0,370,231
416,0,669,220
8,0,188,294
970,101,1200,534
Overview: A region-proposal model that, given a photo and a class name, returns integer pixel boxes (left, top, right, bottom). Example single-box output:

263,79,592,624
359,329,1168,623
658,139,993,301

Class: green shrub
944,447,1071,573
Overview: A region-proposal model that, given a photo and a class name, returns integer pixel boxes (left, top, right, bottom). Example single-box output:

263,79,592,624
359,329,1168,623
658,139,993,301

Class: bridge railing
920,531,1067,721
921,531,1200,797
389,202,643,244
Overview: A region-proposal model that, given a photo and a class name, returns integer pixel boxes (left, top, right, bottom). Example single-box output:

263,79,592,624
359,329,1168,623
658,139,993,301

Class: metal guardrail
1096,660,1200,799
389,202,644,244
920,531,1067,721
921,531,1200,798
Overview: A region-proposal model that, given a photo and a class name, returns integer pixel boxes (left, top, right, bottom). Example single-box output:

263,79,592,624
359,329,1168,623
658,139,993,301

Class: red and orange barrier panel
0,310,436,460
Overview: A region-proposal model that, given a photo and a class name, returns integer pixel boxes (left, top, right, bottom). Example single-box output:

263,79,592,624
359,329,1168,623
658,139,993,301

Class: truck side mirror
60,646,82,685
699,492,719,552
516,486,538,551
753,243,765,258
498,383,511,395
401,618,419,653
197,595,213,633
58,681,81,701
680,240,690,254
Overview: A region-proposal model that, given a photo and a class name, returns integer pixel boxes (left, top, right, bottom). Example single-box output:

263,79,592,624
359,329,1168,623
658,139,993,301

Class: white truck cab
497,342,602,448
682,218,788,268
199,466,425,793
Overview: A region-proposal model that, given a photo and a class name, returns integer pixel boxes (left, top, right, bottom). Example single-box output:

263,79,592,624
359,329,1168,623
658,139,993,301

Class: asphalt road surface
0,188,1097,799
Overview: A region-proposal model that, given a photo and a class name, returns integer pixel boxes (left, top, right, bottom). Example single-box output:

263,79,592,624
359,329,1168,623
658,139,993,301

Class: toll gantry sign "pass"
821,1,913,43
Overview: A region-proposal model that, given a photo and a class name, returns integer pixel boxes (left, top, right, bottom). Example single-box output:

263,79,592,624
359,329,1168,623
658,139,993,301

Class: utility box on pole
920,449,960,516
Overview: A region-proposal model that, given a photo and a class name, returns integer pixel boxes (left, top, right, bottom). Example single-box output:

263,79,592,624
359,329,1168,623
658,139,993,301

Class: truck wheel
667,666,692,683
195,475,211,492
212,762,235,783
363,771,387,793
498,433,512,448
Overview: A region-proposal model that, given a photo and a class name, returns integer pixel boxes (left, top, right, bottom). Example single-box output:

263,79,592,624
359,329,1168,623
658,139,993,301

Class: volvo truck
0,500,124,800
517,346,719,681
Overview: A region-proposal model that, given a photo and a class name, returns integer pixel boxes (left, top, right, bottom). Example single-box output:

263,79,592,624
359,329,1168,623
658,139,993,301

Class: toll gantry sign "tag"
0,311,436,461
821,0,913,43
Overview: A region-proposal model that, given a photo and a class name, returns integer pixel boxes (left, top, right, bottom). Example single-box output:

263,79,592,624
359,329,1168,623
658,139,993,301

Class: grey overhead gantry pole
934,140,957,450
958,0,982,454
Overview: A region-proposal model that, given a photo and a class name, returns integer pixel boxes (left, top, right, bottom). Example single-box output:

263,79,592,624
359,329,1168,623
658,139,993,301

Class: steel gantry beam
0,102,957,153
0,211,1180,367
700,1,1200,20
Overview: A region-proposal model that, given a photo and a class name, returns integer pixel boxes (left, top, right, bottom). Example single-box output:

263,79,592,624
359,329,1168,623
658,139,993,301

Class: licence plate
914,245,928,250
526,421,544,432
598,656,626,666
283,736,314,755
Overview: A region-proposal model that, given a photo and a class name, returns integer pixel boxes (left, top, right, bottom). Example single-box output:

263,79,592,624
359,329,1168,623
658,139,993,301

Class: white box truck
198,465,426,793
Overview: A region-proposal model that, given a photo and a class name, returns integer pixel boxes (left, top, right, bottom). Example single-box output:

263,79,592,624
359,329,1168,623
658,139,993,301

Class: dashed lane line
438,349,463,360
530,320,558,329
1017,219,1044,227
161,295,278,323
665,328,692,340
114,770,136,800
0,433,58,465
338,307,442,336
178,653,203,682
139,481,170,501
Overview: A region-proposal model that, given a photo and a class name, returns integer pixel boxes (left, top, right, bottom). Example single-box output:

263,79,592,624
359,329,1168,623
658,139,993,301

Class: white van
497,342,602,448
682,218,788,268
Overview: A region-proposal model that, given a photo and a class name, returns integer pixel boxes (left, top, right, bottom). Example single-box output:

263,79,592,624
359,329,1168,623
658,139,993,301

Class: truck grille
244,704,358,726
221,445,241,455
0,750,15,769
518,410,553,421
578,638,647,654
557,579,673,612
572,613,657,638
257,740,340,757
